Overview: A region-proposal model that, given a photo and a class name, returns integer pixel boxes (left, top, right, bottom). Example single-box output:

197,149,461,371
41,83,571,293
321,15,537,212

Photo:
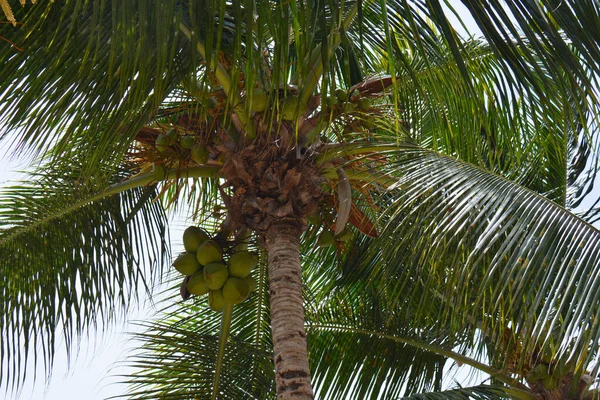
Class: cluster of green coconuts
316,226,353,247
173,226,259,311
152,126,211,180
236,87,373,121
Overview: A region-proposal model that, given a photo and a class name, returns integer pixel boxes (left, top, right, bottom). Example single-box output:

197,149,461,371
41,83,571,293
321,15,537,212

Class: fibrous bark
266,219,313,400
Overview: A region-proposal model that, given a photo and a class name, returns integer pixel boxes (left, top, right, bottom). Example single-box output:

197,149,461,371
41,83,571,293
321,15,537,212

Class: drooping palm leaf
0,163,169,391
0,0,192,174
324,141,600,380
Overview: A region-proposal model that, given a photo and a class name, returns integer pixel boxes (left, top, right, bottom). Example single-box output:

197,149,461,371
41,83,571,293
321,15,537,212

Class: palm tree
2,0,600,399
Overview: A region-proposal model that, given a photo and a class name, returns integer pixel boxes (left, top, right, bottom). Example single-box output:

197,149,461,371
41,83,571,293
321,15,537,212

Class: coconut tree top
2,1,600,399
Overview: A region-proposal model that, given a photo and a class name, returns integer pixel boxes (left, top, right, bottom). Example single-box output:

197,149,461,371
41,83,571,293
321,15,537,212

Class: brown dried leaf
348,203,378,237
349,75,398,96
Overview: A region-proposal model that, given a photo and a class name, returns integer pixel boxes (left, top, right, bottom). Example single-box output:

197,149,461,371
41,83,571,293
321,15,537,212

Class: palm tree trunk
266,218,314,400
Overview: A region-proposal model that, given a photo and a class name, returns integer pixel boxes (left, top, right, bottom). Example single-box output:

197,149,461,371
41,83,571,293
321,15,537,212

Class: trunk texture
266,219,314,400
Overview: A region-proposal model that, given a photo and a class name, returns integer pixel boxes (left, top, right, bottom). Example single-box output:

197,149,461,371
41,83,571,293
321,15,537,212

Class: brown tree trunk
265,218,314,400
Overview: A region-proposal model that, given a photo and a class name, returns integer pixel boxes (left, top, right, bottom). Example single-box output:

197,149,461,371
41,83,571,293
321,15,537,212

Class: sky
0,2,497,399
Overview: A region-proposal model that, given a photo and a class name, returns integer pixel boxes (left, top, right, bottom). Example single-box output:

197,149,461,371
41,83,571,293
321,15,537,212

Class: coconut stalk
212,302,235,400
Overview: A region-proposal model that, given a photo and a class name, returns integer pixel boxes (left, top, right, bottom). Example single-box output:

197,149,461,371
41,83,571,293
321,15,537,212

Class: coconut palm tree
2,1,600,399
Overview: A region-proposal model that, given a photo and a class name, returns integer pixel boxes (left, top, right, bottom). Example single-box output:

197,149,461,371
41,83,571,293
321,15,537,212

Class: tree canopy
1,1,600,399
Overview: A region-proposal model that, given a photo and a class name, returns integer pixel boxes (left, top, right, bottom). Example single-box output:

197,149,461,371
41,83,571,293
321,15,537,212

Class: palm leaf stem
317,143,413,163
321,167,396,187
0,165,219,247
212,303,235,400
178,23,254,139
309,323,528,391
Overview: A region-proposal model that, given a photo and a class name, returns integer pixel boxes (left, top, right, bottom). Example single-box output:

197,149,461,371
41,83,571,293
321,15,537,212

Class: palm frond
120,320,275,400
331,141,600,378
0,0,189,169
0,162,169,392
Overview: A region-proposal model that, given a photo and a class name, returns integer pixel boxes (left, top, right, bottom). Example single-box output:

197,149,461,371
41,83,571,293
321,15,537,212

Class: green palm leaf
330,142,600,377
0,162,169,391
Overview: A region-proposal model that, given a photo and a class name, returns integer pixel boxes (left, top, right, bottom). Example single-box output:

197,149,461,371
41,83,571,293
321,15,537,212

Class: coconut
152,163,167,181
197,240,223,265
325,96,337,108
343,102,356,113
205,97,217,109
358,97,372,110
248,88,268,112
180,136,195,149
191,144,209,164
335,88,348,102
228,250,256,278
335,227,353,242
187,271,210,296
165,128,178,144
317,230,334,247
244,275,257,292
306,214,321,225
173,252,201,276
183,226,209,253
203,262,229,290
281,96,300,120
222,277,251,304
209,289,226,312
155,134,170,152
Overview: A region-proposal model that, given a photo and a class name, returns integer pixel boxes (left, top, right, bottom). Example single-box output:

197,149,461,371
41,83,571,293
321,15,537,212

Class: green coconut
335,227,353,242
281,97,300,120
358,97,372,110
334,88,348,102
203,262,229,290
244,275,257,292
187,271,210,296
209,289,226,312
183,226,209,253
166,128,178,143
317,230,335,247
222,277,251,304
306,214,321,225
180,136,195,149
155,134,170,152
196,240,223,266
205,97,218,109
325,96,337,108
362,119,376,130
152,163,167,181
228,250,256,278
190,144,209,164
173,252,201,276
248,88,268,112
342,102,356,113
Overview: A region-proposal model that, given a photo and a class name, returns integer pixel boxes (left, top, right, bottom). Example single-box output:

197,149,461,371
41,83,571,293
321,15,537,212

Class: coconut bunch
155,126,212,164
173,226,258,311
